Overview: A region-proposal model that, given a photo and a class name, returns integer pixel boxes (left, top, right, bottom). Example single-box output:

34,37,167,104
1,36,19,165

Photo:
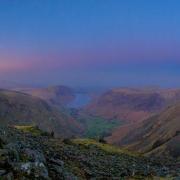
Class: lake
67,93,91,108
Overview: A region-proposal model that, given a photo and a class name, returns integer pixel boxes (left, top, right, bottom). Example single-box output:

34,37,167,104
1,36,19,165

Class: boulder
0,169,6,176
13,162,49,179
48,158,64,167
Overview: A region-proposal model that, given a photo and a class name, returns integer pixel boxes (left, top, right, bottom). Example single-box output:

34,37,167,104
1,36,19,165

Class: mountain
0,80,30,90
0,125,179,179
18,85,75,107
0,89,83,137
86,88,180,123
85,87,180,145
120,103,180,159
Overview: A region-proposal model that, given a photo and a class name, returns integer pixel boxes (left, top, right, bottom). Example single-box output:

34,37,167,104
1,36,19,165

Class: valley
1,1,180,179
0,89,83,138
0,85,180,179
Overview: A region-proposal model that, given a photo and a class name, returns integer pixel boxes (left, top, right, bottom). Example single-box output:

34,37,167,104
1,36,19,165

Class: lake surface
68,93,91,108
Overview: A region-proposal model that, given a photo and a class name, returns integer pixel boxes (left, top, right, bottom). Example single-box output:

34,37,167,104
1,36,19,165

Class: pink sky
0,39,180,74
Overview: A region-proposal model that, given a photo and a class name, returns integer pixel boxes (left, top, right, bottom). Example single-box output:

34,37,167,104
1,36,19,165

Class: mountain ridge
16,85,76,107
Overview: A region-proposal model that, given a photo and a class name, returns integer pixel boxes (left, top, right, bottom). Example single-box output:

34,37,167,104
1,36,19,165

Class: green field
84,117,120,138
76,113,123,139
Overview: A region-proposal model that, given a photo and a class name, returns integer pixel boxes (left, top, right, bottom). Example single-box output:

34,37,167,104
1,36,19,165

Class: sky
0,0,180,88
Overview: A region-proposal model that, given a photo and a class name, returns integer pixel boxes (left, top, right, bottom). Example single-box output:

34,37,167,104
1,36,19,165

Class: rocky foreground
0,126,179,179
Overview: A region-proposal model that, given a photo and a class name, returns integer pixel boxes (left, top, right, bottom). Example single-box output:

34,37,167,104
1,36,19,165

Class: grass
85,117,121,138
69,108,124,139
72,138,140,157
76,113,122,138
14,125,45,136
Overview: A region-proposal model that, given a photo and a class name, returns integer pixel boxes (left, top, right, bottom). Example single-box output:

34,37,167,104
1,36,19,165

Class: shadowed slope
17,85,75,107
0,89,83,137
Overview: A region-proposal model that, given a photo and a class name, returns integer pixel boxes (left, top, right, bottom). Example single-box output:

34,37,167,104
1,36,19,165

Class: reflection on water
68,93,91,108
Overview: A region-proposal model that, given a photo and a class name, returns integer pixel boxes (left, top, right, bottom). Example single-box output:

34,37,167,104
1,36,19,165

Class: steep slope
120,103,180,159
0,125,178,179
17,85,75,107
0,89,83,137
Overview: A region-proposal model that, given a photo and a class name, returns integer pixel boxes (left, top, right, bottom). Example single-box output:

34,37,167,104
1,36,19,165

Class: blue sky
0,0,180,87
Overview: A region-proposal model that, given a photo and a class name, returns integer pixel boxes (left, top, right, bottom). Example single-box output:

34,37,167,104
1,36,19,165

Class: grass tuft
72,138,140,157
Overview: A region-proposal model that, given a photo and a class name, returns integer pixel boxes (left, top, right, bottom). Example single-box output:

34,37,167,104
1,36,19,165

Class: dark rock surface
0,125,179,179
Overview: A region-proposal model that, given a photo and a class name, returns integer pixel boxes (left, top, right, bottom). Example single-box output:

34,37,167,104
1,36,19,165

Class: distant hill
119,103,180,159
85,87,180,145
18,85,75,107
0,89,83,137
86,88,180,123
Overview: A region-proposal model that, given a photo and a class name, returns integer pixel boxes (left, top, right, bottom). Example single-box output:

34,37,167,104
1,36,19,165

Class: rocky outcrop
0,126,76,179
